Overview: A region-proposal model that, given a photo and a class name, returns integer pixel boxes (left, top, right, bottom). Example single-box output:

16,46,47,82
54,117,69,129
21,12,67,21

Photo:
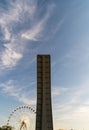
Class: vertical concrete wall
36,55,53,130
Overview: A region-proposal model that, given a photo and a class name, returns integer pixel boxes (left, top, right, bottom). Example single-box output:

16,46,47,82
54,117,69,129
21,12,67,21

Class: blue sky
0,0,89,130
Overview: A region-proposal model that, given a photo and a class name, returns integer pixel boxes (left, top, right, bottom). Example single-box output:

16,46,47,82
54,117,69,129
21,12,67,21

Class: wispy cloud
0,115,7,126
1,42,22,68
0,80,36,106
53,80,89,122
0,0,36,25
0,0,37,39
0,0,37,70
52,87,68,96
0,0,57,72
0,0,56,42
21,3,55,41
21,18,46,41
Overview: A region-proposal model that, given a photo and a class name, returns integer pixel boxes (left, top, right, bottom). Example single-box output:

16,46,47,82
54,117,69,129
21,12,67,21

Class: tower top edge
37,54,50,57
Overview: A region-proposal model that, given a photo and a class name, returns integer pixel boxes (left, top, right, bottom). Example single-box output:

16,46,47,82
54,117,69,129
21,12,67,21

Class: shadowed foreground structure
36,55,53,130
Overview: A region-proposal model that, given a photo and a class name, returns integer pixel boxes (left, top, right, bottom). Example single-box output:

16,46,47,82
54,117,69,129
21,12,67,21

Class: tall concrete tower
36,55,53,130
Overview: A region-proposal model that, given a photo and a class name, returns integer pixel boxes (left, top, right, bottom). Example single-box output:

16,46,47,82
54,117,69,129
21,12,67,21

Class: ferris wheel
7,105,36,130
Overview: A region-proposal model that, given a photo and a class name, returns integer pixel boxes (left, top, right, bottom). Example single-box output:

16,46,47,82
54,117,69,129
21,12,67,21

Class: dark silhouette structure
36,55,53,130
20,121,27,130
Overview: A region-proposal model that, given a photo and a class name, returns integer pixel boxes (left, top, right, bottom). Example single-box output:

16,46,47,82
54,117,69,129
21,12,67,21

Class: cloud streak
0,80,36,106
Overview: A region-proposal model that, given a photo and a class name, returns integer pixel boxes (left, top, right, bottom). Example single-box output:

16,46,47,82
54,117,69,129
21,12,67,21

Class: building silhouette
36,55,53,130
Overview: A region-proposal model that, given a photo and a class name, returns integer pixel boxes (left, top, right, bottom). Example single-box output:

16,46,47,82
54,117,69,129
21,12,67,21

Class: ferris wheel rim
7,105,36,126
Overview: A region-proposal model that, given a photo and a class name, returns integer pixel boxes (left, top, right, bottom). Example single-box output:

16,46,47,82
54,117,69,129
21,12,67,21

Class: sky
0,0,89,130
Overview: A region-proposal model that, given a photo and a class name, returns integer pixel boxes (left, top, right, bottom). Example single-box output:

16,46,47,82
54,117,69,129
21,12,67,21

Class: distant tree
0,127,2,130
1,125,12,130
